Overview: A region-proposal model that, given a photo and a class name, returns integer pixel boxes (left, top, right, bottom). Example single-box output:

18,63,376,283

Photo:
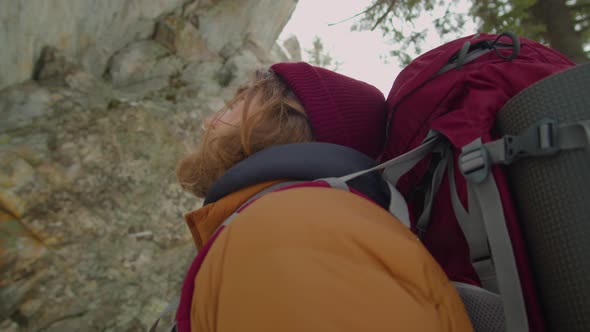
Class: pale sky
280,0,476,95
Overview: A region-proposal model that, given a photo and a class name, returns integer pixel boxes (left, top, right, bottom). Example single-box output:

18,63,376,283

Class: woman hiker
173,62,473,332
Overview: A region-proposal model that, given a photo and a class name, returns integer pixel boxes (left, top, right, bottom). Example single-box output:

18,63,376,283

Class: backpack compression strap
363,132,527,331
455,118,590,283
454,118,590,332
353,118,589,331
459,138,529,332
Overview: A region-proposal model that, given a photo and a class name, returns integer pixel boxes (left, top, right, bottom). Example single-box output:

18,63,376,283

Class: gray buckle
503,118,559,164
459,140,490,184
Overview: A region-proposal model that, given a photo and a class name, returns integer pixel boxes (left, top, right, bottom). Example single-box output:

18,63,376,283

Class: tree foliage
305,36,342,71
356,0,590,64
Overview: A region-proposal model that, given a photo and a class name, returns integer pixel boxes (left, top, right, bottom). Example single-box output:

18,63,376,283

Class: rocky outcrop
0,0,299,330
0,0,297,91
0,0,185,90
283,35,303,62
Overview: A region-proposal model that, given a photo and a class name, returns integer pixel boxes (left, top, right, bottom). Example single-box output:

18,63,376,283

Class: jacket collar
186,143,391,249
185,180,284,249
204,142,390,208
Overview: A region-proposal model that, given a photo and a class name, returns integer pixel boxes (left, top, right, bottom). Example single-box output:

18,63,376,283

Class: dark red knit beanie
270,62,386,159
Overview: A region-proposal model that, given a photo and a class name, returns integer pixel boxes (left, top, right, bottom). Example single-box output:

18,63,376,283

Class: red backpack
380,32,576,331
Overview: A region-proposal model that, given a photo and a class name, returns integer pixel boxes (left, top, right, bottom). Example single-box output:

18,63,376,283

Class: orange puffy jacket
181,180,473,332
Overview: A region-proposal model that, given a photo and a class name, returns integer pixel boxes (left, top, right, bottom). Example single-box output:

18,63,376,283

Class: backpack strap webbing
455,118,590,272
336,132,442,228
211,181,303,234
459,138,529,332
452,121,589,331
483,119,590,165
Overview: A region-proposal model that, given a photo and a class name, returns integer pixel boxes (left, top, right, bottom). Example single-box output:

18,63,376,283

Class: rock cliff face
0,0,297,90
0,1,298,330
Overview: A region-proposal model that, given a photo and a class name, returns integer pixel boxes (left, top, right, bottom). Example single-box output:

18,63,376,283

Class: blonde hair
176,69,314,198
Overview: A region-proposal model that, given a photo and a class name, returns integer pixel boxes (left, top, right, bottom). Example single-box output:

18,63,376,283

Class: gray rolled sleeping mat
496,63,590,332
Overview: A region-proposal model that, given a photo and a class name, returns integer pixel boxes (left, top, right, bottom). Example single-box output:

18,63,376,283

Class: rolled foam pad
496,63,590,332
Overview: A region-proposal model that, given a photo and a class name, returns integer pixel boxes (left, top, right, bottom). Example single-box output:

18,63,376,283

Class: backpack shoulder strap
322,132,443,228
213,181,303,233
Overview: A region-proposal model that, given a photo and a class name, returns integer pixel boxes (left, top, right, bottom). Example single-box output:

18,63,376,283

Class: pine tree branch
574,14,589,24
327,2,381,26
568,1,590,11
371,0,399,31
